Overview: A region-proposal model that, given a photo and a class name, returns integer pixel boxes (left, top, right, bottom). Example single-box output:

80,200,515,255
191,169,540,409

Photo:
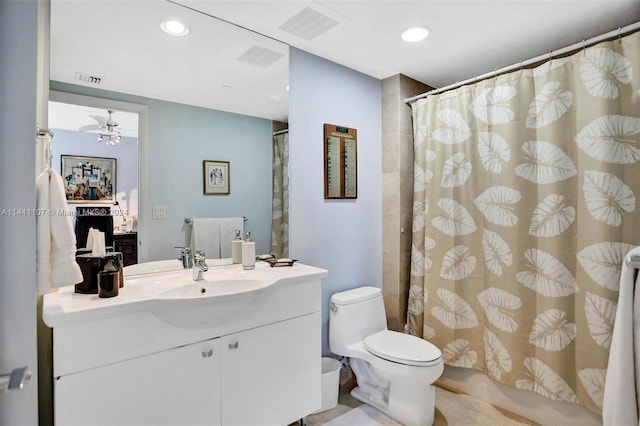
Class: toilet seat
363,330,441,367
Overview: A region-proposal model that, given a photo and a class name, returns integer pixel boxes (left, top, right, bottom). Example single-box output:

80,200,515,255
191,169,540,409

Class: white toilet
329,286,443,426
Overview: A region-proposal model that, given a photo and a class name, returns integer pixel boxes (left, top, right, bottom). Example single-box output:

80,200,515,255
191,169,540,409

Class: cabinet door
221,313,321,426
55,338,220,426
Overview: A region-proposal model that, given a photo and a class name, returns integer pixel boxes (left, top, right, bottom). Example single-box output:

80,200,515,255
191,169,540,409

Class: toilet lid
363,330,441,366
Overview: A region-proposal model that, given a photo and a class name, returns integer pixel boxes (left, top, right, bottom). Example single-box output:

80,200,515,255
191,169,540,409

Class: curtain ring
582,39,586,54
618,27,622,43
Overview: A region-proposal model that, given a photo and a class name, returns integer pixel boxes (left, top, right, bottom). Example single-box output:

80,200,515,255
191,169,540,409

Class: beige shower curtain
407,30,640,414
271,131,289,258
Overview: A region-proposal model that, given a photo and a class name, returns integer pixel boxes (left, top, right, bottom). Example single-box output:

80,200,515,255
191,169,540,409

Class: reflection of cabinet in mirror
112,233,137,266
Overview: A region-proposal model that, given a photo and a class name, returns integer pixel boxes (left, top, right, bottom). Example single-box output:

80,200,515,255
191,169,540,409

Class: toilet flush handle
330,302,338,313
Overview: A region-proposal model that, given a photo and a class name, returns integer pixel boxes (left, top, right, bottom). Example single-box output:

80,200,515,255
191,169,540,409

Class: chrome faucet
175,246,193,269
193,250,208,281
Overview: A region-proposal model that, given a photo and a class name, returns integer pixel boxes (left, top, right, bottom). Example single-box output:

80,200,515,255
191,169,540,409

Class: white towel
36,169,83,293
603,246,640,426
219,218,244,258
191,218,221,259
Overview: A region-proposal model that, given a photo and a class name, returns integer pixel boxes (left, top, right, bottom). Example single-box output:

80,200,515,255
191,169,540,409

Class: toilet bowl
329,286,443,426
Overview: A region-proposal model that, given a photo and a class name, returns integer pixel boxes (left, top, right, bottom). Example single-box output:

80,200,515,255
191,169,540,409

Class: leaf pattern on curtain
477,287,521,332
577,242,635,290
514,140,577,184
474,186,521,227
525,81,573,128
469,86,518,124
576,115,640,164
579,48,633,99
408,30,640,414
484,328,512,380
528,194,575,237
481,230,513,276
442,338,478,368
271,131,289,258
516,249,578,297
477,132,511,173
583,170,636,226
515,358,577,403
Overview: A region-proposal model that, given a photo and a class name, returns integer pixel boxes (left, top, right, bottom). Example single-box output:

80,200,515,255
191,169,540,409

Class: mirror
48,0,289,263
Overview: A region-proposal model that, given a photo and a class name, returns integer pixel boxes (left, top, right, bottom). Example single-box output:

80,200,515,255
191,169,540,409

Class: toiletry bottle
231,229,243,264
242,230,256,270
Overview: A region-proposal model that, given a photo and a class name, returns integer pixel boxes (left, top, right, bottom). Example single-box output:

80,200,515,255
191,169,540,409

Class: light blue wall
289,48,383,356
51,129,139,222
50,81,273,260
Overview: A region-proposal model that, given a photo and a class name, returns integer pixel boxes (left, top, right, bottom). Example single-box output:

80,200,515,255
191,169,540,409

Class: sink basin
158,279,266,299
43,261,328,330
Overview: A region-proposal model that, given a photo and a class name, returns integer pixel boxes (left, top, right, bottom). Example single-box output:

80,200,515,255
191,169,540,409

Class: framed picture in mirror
203,160,230,195
61,155,116,203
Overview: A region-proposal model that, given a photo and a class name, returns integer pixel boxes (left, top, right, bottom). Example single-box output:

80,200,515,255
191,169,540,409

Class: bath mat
320,404,401,426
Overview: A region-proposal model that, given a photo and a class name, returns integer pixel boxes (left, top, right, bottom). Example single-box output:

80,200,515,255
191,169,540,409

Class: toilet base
351,382,436,426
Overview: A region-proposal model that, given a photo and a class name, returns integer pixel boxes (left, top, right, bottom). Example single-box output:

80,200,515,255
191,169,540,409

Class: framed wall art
61,155,116,203
324,124,357,199
203,160,230,195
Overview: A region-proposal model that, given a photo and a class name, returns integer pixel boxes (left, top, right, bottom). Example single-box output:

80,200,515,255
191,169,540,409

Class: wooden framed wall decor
324,124,357,199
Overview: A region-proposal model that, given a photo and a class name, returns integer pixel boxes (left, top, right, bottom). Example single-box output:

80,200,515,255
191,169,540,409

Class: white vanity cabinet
55,338,222,426
221,312,320,425
44,263,327,426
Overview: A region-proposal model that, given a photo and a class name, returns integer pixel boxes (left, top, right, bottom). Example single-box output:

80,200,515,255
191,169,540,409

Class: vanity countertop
43,261,328,328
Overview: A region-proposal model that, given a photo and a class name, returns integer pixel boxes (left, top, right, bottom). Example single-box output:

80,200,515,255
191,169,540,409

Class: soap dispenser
242,230,256,270
231,229,243,264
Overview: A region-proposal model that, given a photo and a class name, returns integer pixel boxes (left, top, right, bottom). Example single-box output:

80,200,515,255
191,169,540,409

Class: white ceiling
50,0,640,127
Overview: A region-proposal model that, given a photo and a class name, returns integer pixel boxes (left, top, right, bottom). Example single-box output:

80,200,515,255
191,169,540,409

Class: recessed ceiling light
160,20,189,37
401,26,429,42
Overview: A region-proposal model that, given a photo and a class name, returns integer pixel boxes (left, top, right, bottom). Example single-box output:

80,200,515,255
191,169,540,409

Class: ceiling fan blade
89,115,107,127
79,124,100,132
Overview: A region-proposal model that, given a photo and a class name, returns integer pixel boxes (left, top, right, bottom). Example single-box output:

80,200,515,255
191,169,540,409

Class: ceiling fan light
161,20,189,37
401,26,429,42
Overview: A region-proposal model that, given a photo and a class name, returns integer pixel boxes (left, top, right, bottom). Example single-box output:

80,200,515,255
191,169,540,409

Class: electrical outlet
152,206,166,219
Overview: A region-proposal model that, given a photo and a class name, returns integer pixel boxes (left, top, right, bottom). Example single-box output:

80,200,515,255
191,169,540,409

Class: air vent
74,72,103,85
278,7,339,41
237,46,285,68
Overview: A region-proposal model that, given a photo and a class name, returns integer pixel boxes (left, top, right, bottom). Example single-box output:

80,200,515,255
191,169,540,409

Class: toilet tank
329,286,387,355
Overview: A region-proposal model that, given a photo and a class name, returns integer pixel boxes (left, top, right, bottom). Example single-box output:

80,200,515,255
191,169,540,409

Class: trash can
314,357,342,413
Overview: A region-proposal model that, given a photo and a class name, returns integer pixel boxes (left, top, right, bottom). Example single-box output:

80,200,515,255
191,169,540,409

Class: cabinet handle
0,367,31,391
228,341,239,350
201,349,213,358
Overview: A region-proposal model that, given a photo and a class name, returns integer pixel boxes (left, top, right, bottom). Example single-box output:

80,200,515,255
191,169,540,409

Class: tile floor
294,380,537,426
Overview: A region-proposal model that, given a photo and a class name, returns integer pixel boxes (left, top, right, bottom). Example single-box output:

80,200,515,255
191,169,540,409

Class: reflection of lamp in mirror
97,110,121,145
113,200,129,233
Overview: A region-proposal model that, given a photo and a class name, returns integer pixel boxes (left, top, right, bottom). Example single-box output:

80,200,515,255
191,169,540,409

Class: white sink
43,262,327,330
158,279,266,299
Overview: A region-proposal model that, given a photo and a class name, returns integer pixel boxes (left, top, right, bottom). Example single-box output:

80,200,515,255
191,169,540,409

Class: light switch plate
152,206,166,219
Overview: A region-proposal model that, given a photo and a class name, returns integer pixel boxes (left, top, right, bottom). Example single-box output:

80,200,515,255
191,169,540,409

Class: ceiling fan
79,109,121,145
79,109,119,133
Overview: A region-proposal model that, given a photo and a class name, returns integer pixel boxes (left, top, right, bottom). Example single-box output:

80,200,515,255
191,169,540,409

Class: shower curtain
271,131,289,258
407,30,640,414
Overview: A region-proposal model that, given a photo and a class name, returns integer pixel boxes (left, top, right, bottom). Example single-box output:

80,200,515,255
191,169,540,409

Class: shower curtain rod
273,129,288,136
405,21,640,104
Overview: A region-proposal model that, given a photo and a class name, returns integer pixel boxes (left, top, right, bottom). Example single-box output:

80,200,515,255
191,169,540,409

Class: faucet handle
194,250,206,262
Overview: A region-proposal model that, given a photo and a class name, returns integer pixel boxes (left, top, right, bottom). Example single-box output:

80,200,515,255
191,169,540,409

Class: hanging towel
36,169,83,293
219,217,244,258
603,246,640,426
191,218,221,259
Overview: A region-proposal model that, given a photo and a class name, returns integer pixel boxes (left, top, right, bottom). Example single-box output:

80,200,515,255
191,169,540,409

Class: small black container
75,252,123,294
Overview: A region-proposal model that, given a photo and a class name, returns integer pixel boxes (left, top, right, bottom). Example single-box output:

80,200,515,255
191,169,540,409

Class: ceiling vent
237,45,285,68
74,71,103,85
278,7,339,41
